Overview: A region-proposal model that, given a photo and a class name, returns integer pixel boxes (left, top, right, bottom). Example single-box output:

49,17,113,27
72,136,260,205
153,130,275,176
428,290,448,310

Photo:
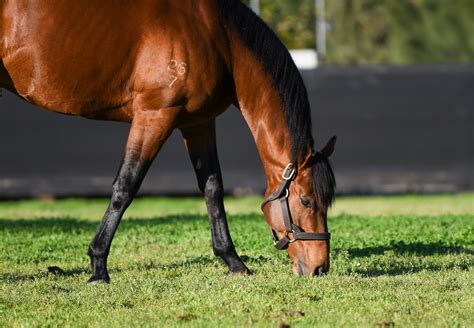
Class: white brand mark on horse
167,60,187,88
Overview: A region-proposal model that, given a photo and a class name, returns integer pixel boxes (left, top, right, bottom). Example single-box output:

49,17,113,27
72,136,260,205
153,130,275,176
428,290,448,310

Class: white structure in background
249,0,260,15
249,0,326,69
316,0,327,60
290,49,319,70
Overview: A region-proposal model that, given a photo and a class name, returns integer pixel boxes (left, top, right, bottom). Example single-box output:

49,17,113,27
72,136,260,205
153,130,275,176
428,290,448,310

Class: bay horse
0,0,336,283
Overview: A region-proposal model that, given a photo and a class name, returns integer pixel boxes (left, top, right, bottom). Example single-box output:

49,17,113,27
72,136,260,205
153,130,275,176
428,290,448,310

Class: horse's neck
230,38,293,188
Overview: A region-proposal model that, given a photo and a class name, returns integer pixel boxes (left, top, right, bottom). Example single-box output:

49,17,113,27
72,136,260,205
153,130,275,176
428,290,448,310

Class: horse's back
0,0,231,120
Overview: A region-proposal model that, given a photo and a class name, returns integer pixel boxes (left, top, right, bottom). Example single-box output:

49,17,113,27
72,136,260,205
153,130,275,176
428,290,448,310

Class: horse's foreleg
87,108,179,283
181,120,250,275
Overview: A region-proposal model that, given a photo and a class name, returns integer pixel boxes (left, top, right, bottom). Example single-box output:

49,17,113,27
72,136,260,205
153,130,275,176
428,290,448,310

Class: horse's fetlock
213,245,235,258
87,246,106,259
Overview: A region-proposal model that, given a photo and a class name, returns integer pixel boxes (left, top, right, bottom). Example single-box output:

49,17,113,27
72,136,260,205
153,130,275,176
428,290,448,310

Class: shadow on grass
344,241,473,277
0,213,264,233
0,255,273,282
0,214,215,232
129,255,218,272
347,241,474,257
133,254,273,270
0,214,271,282
0,267,96,283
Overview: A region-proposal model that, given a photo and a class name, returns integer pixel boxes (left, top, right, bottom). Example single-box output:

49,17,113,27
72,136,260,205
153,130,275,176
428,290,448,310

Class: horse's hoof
87,276,110,284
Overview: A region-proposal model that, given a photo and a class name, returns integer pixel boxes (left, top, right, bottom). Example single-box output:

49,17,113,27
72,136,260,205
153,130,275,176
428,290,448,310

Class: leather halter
261,163,331,250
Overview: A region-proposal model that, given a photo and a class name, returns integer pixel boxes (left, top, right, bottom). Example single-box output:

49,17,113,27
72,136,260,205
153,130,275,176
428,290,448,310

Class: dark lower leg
204,174,249,273
87,159,150,283
87,108,178,283
182,122,249,274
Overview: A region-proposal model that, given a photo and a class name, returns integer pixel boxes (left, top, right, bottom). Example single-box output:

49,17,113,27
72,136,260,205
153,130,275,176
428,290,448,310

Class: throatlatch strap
261,178,291,211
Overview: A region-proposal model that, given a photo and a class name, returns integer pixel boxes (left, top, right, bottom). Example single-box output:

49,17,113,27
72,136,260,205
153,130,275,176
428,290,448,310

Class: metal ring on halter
282,163,296,180
284,230,296,243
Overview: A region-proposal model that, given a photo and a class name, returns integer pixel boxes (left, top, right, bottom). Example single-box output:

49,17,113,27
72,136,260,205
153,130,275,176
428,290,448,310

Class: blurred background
0,0,473,198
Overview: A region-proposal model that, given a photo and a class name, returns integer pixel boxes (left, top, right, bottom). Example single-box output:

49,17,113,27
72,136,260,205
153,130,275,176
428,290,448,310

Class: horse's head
262,136,336,276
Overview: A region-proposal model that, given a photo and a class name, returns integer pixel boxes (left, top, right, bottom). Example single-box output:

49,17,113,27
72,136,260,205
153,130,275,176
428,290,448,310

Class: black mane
312,152,336,211
215,0,313,162
216,0,335,208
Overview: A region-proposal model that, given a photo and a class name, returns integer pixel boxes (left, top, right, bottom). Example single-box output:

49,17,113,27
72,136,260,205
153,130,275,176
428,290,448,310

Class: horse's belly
2,49,133,117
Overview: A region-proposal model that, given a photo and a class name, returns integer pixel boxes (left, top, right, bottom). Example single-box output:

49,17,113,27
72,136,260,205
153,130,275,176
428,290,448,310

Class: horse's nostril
314,265,325,276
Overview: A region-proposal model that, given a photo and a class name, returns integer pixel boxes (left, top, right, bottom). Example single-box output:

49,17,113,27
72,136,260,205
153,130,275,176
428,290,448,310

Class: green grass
0,194,473,327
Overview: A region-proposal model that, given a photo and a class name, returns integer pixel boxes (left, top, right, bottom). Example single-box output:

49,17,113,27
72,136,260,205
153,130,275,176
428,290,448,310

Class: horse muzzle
295,259,329,277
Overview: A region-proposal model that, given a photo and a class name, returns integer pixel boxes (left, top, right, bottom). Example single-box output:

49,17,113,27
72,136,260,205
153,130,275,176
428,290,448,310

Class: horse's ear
321,135,337,158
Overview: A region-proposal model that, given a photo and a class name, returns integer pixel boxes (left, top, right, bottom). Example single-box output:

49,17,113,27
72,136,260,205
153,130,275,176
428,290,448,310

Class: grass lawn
0,193,473,327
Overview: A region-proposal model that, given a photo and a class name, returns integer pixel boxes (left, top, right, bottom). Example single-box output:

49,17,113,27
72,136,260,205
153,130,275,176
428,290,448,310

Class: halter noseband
261,163,331,250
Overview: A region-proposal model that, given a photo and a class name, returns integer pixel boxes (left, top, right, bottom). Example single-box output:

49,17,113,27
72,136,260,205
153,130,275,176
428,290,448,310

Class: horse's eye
300,196,312,208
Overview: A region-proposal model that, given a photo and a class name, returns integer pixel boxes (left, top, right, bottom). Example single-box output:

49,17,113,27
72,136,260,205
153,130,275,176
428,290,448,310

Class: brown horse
0,0,336,282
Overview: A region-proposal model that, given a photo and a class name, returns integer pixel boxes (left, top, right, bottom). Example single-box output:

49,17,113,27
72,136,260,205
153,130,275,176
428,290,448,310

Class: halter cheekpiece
261,163,331,250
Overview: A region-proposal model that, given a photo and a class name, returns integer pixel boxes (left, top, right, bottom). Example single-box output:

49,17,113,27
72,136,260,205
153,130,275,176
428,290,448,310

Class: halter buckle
282,163,296,180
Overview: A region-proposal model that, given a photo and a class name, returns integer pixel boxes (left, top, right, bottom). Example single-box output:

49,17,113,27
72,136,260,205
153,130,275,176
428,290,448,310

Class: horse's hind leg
87,107,179,283
0,59,14,91
181,120,250,275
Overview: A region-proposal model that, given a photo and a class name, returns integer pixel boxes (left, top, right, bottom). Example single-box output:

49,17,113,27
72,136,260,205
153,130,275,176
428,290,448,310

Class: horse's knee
110,180,134,210
203,174,223,201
